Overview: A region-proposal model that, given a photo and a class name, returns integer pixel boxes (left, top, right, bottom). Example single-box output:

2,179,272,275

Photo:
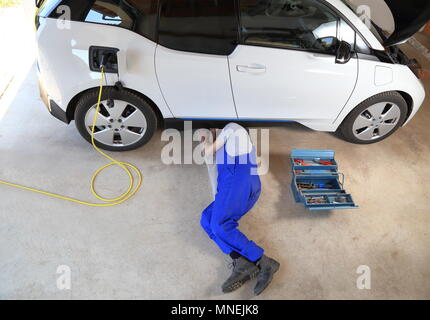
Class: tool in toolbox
290,149,358,211
297,183,334,190
294,158,335,166
333,197,348,204
307,196,328,204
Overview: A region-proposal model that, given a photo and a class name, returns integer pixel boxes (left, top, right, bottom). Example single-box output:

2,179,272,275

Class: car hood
384,0,430,46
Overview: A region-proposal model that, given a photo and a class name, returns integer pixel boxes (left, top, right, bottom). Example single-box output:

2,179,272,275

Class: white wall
349,0,395,32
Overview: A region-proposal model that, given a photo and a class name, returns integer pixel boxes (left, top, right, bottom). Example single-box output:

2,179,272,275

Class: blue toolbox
291,149,358,211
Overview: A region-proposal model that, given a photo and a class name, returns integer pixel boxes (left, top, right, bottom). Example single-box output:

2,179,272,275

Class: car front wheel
339,92,408,144
74,88,157,151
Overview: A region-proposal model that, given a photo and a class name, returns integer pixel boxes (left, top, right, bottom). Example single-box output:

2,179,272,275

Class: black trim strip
49,99,70,124
163,118,296,130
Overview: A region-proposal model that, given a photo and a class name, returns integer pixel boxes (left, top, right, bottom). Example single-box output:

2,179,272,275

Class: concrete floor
1,6,430,300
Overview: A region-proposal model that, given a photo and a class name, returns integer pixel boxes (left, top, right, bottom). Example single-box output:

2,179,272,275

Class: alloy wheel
352,102,401,141
84,99,148,147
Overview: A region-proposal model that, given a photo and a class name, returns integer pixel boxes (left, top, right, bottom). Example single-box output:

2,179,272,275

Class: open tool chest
291,149,358,211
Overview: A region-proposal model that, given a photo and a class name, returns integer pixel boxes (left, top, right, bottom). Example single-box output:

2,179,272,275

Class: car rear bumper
38,72,70,124
38,71,49,110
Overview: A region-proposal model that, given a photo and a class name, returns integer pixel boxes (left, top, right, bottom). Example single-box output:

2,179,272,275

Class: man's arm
202,127,234,157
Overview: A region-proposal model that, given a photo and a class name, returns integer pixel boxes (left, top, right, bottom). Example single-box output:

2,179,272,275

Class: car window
38,0,62,17
158,0,238,55
355,33,372,55
48,0,159,41
239,0,341,54
340,0,386,44
339,19,355,47
84,0,136,29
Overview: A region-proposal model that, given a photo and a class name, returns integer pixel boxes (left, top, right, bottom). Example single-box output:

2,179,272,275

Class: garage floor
1,6,429,300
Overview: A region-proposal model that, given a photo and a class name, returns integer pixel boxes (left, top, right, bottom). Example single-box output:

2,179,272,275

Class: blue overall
200,145,264,262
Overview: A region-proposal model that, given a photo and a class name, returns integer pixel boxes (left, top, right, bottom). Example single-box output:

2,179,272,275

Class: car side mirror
336,41,353,64
314,36,338,54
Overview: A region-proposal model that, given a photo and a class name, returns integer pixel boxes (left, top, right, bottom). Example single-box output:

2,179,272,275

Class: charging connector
89,46,119,73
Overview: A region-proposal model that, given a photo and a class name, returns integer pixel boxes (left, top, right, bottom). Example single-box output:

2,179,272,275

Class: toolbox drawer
295,176,343,191
304,194,356,210
290,149,358,211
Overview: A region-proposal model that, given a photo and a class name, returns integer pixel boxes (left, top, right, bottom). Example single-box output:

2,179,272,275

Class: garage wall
349,0,395,32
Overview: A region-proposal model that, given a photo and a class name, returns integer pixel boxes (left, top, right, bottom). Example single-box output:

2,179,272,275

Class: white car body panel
333,59,425,129
155,45,237,119
36,18,173,118
228,45,358,121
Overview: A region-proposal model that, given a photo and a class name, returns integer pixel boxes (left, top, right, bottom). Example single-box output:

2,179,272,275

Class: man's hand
210,128,217,139
201,128,216,144
199,127,225,157
200,128,213,144
199,128,216,157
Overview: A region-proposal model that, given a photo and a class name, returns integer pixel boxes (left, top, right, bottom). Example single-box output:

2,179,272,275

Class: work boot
222,257,260,293
254,255,280,296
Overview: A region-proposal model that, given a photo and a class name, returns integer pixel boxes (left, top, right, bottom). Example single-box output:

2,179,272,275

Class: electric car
35,0,429,151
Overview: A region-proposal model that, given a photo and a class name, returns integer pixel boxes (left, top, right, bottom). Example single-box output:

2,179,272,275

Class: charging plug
99,53,110,69
89,47,119,73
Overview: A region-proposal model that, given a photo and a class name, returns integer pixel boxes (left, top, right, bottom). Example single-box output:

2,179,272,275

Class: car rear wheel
339,92,408,144
75,88,157,151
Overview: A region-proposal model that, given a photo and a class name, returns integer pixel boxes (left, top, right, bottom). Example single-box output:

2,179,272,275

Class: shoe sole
223,268,260,294
254,262,280,296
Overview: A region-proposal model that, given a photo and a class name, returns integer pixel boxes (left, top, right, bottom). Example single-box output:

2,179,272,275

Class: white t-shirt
216,122,254,157
206,123,254,198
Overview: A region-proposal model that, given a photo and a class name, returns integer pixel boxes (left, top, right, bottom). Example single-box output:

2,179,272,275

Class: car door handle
236,64,266,74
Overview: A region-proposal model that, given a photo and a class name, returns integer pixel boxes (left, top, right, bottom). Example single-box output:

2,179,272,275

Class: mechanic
200,123,280,295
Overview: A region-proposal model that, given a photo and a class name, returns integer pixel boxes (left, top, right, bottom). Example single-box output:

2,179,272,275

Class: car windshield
38,0,62,17
340,0,386,44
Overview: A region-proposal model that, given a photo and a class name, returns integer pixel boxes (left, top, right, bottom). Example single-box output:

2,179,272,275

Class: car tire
339,91,408,144
75,88,157,151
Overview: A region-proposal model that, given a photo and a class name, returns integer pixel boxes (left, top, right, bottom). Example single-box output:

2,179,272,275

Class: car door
155,0,239,119
228,0,359,121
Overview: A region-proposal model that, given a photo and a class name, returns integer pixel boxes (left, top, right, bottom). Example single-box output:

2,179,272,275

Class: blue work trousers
200,148,264,262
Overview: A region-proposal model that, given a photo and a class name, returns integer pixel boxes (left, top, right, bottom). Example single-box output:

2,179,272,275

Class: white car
35,0,429,151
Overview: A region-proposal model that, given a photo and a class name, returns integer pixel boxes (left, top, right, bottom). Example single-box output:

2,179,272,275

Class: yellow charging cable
0,67,142,207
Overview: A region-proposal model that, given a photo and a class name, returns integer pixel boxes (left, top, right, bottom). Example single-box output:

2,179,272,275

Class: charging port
89,46,120,73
